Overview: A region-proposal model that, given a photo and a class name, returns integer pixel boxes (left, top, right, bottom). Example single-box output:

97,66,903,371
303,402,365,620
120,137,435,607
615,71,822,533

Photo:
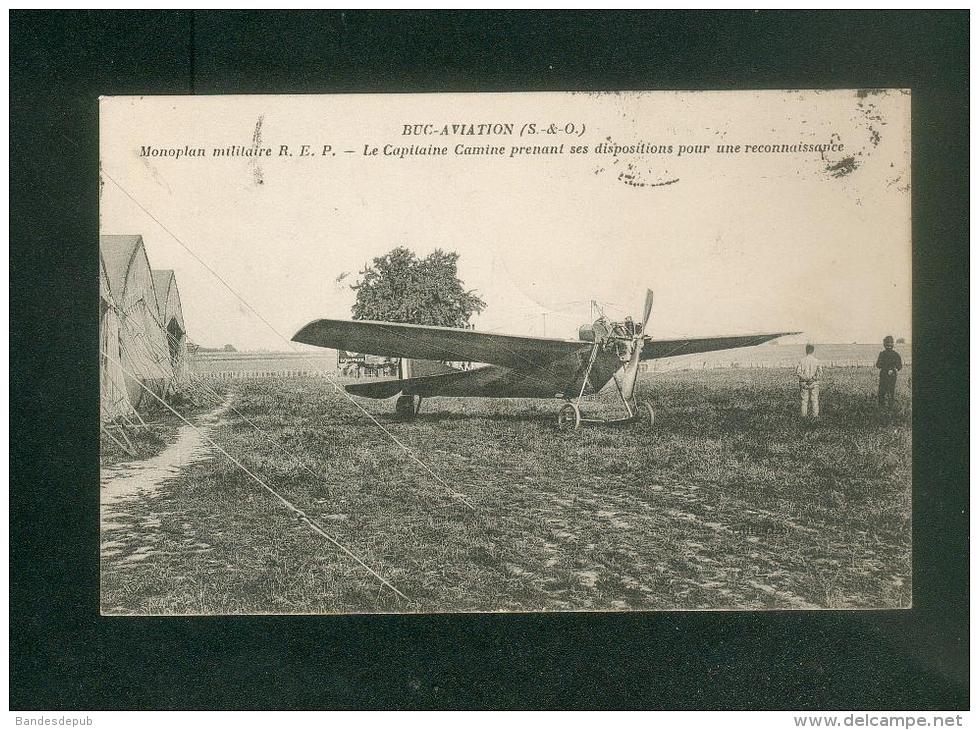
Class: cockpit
578,317,642,361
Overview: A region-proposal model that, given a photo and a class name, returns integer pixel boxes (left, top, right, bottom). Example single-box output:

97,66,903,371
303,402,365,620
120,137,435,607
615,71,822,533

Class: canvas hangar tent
151,269,189,385
99,254,135,421
99,234,178,415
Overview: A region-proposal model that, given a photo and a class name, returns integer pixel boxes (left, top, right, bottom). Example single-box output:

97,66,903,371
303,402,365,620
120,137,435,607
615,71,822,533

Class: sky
100,90,911,350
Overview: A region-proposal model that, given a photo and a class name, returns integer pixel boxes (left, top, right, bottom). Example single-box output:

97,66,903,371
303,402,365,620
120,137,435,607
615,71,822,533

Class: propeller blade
641,289,654,331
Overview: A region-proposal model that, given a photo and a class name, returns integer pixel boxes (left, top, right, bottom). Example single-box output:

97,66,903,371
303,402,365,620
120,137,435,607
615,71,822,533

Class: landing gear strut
556,340,656,431
556,397,655,430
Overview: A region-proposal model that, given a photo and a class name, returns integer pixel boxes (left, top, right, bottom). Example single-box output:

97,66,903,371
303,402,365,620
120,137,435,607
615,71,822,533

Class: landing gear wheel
558,403,582,431
395,395,417,421
636,400,655,428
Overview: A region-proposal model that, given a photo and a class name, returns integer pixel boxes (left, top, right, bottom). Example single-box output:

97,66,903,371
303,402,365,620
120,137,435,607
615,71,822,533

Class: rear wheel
558,403,582,431
395,395,417,421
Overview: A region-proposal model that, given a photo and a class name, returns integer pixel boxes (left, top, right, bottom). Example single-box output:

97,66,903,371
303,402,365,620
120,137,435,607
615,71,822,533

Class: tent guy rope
102,169,475,512
100,348,412,604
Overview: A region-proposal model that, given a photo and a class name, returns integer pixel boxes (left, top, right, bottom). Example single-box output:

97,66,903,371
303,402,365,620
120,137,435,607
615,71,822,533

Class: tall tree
351,247,486,327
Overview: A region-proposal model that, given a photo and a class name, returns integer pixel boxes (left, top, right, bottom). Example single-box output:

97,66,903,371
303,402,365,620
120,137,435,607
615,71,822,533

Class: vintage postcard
99,90,911,614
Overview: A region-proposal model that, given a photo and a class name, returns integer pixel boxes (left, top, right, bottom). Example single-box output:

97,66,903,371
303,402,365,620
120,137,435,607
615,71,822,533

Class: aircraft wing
641,332,798,360
293,318,590,371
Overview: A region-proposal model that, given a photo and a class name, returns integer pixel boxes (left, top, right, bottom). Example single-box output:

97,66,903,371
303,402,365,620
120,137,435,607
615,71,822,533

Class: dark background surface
10,10,969,710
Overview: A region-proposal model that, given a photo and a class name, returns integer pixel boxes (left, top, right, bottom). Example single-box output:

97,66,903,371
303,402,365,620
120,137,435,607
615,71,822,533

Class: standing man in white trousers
797,343,822,419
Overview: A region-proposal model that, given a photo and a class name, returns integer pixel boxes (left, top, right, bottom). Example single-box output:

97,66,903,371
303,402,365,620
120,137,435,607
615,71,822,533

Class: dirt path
100,397,231,551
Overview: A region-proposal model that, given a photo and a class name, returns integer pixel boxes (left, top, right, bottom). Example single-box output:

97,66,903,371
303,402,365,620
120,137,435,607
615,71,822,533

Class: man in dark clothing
875,335,903,407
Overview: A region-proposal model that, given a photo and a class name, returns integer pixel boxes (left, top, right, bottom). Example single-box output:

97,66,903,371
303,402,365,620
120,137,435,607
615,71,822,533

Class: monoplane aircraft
293,291,796,429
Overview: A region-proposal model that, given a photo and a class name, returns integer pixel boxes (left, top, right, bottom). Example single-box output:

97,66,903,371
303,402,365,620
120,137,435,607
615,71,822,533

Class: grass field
100,366,911,614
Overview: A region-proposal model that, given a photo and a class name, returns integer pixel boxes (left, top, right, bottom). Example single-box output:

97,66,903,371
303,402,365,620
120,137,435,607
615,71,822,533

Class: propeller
616,289,653,404
641,289,654,333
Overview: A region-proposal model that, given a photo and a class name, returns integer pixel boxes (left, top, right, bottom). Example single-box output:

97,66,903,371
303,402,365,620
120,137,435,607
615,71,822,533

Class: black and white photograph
99,90,912,615
12,7,972,717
